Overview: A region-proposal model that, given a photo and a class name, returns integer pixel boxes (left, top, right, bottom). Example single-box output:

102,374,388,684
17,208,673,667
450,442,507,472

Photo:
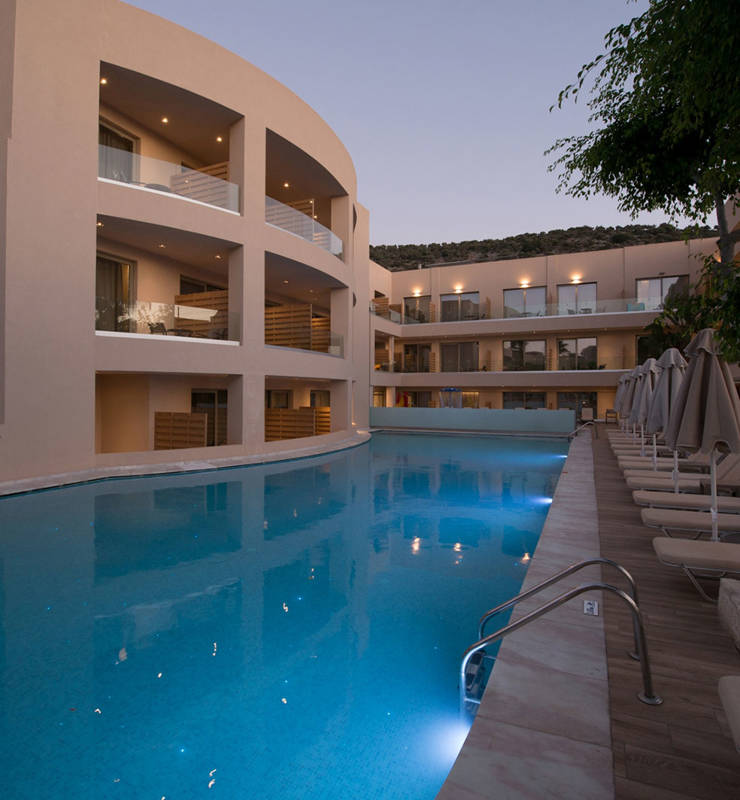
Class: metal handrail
568,420,595,440
478,558,641,660
460,582,663,713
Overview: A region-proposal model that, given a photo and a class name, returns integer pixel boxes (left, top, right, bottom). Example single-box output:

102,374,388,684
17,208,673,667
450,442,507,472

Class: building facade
0,0,723,486
368,238,716,420
0,0,372,484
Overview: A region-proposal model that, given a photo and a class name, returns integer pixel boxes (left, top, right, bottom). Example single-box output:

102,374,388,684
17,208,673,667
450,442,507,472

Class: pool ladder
459,558,663,714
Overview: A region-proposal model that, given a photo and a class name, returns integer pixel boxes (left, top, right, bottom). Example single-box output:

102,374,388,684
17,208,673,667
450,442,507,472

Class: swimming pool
0,432,566,799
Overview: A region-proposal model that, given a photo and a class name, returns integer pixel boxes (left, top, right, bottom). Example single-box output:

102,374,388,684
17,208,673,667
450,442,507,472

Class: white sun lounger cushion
632,491,740,514
718,676,740,752
623,468,701,479
653,537,740,572
642,508,740,534
626,476,702,491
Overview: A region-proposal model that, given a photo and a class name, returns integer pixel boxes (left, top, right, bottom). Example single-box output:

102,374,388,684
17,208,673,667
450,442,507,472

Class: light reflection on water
0,433,566,799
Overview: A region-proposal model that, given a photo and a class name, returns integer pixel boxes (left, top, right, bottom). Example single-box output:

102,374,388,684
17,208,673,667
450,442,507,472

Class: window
265,390,291,409
503,340,546,371
310,390,330,408
558,338,597,370
98,122,135,183
372,388,386,408
402,343,431,372
503,392,546,409
557,282,596,315
461,391,480,409
191,389,228,446
180,276,226,294
440,291,480,321
395,391,432,408
503,286,546,318
557,392,597,419
403,295,431,323
96,253,135,332
635,275,688,311
440,342,479,372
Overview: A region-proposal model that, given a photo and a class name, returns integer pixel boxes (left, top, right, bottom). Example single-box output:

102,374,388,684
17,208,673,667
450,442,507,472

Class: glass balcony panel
265,196,343,258
95,298,240,341
98,145,239,212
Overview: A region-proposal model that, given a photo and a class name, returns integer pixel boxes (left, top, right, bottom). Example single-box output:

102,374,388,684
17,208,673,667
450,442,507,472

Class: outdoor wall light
520,279,530,288
412,289,421,297
99,77,107,85
571,274,582,283
454,285,463,294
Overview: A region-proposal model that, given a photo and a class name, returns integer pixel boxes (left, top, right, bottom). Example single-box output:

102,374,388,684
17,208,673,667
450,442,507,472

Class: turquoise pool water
0,433,566,799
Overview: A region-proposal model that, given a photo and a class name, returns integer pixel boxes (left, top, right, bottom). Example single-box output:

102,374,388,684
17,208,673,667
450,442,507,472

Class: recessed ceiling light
283,182,290,188
215,254,222,260
282,279,289,284
216,136,223,143
157,243,166,248
100,78,107,85
161,117,169,124
96,221,104,227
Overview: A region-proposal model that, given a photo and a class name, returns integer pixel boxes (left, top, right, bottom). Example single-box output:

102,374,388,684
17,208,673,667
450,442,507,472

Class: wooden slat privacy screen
264,407,331,441
154,412,207,450
169,162,231,208
174,290,229,338
264,304,330,353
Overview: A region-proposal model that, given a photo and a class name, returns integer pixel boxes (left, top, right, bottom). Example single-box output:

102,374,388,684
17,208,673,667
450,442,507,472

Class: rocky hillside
370,223,717,271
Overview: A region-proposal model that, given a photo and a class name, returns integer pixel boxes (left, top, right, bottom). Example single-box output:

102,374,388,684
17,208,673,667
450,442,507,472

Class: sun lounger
625,475,703,491
623,468,703,479
642,508,740,538
632,490,740,514
653,537,740,601
618,457,704,471
719,677,740,751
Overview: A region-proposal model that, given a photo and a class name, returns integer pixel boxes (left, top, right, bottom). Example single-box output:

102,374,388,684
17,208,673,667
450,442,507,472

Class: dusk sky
129,0,691,246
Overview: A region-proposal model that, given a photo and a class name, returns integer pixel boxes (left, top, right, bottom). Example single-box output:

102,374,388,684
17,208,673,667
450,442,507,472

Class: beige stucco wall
0,0,367,482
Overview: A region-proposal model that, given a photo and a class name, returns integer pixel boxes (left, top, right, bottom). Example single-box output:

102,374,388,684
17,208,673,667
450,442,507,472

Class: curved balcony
265,196,343,259
98,145,239,213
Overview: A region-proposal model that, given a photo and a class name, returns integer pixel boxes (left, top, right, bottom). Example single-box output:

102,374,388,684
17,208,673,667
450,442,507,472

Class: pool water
0,433,566,799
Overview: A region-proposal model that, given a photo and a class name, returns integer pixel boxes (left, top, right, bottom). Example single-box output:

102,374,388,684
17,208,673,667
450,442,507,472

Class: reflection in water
0,432,566,800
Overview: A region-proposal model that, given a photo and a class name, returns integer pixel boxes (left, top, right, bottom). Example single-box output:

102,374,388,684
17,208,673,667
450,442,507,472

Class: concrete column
330,379,349,431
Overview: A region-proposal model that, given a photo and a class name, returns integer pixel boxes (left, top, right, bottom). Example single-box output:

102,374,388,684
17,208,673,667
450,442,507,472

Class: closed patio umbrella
619,366,642,437
646,348,688,487
614,374,629,425
630,358,661,457
664,329,740,540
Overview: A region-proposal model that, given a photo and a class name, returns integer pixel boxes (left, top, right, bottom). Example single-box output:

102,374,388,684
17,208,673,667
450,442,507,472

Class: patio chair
653,537,740,601
642,507,740,539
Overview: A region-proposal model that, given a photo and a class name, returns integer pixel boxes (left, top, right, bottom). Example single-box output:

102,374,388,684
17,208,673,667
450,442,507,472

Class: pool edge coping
436,430,615,800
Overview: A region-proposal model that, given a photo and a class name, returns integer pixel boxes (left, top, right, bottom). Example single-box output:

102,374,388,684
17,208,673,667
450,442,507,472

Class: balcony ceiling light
161,116,169,124
215,254,222,260
282,279,289,284
99,77,107,85
216,136,223,143
157,243,166,248
283,182,290,188
96,221,104,228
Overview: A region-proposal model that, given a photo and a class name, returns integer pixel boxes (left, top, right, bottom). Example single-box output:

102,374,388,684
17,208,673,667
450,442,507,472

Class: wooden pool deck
593,427,740,798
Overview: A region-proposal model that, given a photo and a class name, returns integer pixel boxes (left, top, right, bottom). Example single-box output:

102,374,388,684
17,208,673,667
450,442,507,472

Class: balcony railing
98,145,239,212
265,196,343,258
370,297,654,325
95,298,240,341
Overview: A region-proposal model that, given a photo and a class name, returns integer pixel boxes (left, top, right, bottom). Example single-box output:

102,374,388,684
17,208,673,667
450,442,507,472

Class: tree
548,0,740,273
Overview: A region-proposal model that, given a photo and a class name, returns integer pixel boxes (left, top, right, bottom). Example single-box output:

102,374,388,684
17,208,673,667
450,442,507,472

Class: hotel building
0,0,721,486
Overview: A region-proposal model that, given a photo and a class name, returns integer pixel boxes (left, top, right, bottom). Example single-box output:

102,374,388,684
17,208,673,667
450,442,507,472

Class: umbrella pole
711,449,718,542
652,434,657,470
640,424,645,457
673,450,679,494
